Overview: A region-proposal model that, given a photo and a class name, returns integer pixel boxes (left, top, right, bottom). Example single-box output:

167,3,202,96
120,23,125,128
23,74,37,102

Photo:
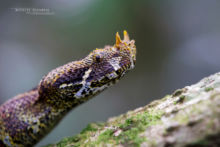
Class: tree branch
45,72,220,147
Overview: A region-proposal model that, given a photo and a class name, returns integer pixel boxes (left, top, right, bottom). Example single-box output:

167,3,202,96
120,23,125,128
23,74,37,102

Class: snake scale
0,31,136,147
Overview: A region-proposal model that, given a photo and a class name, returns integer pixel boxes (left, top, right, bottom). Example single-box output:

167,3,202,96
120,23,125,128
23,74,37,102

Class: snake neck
0,89,71,146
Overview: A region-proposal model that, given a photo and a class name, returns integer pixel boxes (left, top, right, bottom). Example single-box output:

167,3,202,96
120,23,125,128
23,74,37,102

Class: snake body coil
0,31,136,146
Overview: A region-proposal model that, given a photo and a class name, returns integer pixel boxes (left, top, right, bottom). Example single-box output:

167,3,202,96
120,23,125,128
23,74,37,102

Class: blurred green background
1,0,220,146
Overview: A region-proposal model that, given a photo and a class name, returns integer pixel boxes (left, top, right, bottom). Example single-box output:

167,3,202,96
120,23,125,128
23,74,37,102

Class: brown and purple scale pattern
0,31,136,146
52,67,89,88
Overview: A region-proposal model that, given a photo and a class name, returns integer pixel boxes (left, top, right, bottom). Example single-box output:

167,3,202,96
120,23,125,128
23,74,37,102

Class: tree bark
45,72,220,147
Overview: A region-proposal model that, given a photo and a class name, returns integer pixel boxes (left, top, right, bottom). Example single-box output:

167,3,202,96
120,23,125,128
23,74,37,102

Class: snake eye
94,54,102,63
96,55,101,62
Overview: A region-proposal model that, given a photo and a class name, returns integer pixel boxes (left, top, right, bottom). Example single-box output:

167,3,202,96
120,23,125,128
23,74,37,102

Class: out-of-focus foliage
0,1,220,146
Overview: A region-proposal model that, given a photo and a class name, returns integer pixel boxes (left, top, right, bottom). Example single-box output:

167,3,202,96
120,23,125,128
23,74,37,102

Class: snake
0,31,136,147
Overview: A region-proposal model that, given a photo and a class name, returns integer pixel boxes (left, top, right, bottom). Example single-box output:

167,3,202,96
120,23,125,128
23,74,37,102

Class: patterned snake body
0,31,136,146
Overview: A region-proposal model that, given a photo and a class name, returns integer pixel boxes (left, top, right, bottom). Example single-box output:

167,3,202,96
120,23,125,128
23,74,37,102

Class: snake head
83,30,136,83
74,30,136,98
39,31,136,106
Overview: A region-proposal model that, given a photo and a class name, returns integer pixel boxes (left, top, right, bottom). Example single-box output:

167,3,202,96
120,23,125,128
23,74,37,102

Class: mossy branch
45,72,220,147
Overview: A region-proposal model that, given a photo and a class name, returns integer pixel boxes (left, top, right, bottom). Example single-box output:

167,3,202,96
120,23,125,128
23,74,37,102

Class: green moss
44,123,105,147
45,110,163,147
81,123,99,133
45,135,80,147
119,118,134,130
91,111,163,146
188,139,211,146
205,87,214,92
93,129,115,145
173,89,183,97
174,95,185,104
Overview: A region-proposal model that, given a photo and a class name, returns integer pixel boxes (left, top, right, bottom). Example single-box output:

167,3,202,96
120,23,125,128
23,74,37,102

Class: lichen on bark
45,72,220,147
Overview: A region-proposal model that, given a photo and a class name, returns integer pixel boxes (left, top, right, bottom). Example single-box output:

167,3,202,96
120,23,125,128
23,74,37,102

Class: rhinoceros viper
0,31,136,146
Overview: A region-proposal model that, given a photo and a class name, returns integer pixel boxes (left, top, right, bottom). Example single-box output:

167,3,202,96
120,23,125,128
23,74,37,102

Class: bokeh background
1,0,220,146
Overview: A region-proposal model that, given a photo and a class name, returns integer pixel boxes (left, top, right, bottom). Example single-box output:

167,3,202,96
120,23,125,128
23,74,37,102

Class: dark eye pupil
96,55,101,62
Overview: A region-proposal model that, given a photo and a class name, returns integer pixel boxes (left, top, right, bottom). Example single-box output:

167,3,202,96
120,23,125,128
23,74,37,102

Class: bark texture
45,72,220,147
